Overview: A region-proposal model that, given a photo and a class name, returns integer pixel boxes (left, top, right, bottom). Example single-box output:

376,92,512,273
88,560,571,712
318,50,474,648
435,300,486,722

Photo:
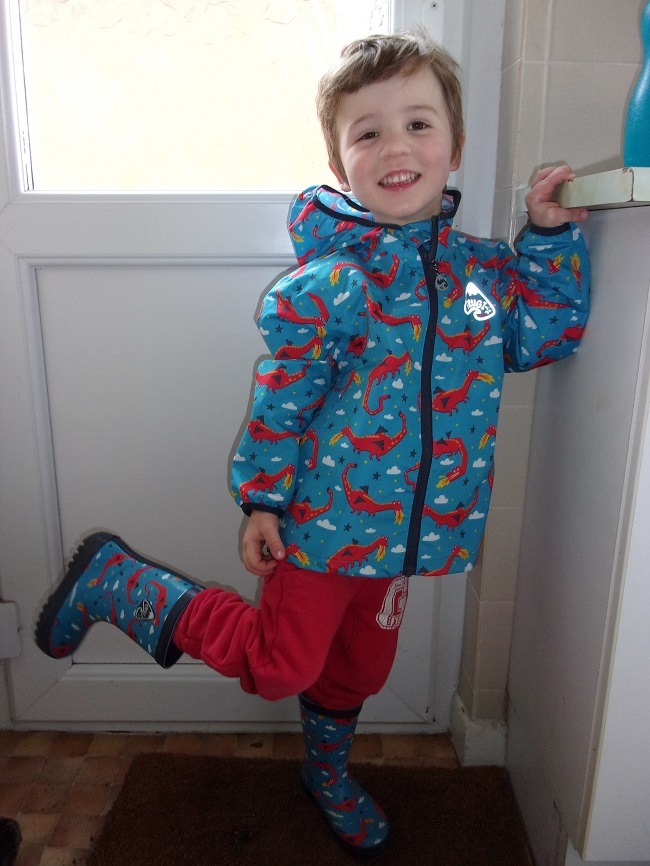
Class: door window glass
18,0,390,191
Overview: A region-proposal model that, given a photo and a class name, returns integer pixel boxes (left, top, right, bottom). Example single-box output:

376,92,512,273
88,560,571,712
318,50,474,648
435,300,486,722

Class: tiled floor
0,729,459,866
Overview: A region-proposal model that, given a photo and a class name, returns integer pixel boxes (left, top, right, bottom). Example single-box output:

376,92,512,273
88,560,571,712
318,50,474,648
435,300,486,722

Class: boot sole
34,530,124,658
300,779,390,861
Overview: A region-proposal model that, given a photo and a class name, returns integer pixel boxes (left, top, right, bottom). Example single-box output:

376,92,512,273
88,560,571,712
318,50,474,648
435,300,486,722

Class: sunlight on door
18,0,389,191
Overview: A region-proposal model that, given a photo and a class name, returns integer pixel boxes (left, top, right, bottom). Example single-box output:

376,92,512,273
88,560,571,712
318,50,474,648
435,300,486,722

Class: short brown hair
317,30,464,179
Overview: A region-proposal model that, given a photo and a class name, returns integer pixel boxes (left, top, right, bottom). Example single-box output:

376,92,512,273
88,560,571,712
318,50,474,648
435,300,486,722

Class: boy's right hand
242,510,286,576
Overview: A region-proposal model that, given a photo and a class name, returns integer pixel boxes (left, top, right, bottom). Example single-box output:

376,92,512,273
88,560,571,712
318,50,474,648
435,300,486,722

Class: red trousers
173,559,409,710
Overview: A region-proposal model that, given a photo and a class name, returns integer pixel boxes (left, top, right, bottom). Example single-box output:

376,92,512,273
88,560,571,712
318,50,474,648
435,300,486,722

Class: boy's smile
331,66,463,226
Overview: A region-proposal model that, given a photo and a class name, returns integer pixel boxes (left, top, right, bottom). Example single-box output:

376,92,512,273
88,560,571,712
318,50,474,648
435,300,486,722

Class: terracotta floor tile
196,732,238,756
3,757,45,785
86,733,130,757
74,756,123,787
48,733,94,758
349,733,383,761
272,732,304,759
49,814,101,849
12,732,57,757
418,734,460,768
39,847,89,866
15,812,58,846
0,781,31,813
0,729,21,756
122,734,166,755
37,758,83,787
381,734,421,760
23,782,71,815
62,783,111,817
14,843,44,866
235,732,274,758
163,732,203,754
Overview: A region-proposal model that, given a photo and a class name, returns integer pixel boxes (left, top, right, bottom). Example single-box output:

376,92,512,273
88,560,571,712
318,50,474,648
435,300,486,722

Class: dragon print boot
35,531,202,667
299,694,390,860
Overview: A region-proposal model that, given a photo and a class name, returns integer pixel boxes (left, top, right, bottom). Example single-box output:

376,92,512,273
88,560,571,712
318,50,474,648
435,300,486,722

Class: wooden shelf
557,166,650,210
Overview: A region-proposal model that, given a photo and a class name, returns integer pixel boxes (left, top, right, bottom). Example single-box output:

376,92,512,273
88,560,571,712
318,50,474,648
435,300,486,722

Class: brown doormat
89,753,532,865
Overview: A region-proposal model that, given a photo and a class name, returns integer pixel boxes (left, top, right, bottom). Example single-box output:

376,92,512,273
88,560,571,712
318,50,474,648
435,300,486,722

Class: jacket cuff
528,221,571,236
240,503,284,517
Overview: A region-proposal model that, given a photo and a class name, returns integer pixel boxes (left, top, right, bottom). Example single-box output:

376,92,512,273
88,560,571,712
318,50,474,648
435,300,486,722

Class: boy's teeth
381,172,417,186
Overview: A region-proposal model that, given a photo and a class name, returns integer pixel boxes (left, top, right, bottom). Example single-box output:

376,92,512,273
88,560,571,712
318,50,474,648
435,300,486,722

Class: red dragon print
363,351,412,415
438,260,465,308
274,290,330,337
404,437,468,489
300,428,319,470
571,252,583,289
285,489,334,524
362,283,422,339
326,536,388,573
284,542,309,566
502,268,570,312
247,417,299,446
422,487,480,528
535,324,585,358
479,424,497,448
238,464,294,503
342,463,404,524
420,545,469,576
432,371,495,414
256,362,311,393
330,253,400,289
274,335,323,360
330,412,408,459
436,321,490,354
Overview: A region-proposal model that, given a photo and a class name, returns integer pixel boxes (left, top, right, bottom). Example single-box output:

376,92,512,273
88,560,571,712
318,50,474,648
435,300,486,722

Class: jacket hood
287,184,461,261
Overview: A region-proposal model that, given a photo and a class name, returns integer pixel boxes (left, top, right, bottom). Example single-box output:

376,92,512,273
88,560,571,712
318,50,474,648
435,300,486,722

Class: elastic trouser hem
299,692,362,719
155,585,203,668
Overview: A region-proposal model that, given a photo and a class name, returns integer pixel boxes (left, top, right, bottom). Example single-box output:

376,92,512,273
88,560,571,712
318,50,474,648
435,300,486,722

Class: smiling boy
35,32,590,861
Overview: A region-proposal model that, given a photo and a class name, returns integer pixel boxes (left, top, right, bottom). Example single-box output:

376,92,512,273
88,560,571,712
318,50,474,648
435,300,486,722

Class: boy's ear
450,132,466,172
329,159,351,192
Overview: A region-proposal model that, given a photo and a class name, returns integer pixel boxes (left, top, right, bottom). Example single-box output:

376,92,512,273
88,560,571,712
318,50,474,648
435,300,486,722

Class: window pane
19,0,390,191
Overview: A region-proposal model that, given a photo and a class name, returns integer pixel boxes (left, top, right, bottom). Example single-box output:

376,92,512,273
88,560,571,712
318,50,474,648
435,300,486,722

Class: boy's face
330,66,463,226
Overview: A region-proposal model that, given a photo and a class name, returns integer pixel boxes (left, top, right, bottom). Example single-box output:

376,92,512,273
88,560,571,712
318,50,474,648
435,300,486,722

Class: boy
35,32,589,860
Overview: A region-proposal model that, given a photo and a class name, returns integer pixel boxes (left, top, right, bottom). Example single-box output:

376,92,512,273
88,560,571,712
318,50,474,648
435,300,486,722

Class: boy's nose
380,131,410,158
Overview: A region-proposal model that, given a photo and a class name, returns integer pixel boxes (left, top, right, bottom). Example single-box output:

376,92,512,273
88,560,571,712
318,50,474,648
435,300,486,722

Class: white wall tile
492,185,514,243
481,505,524,602
475,600,515,689
515,60,546,184
461,579,480,685
550,0,644,64
502,0,525,70
522,0,552,62
544,61,639,173
501,369,537,408
491,404,534,508
472,687,506,720
495,60,522,192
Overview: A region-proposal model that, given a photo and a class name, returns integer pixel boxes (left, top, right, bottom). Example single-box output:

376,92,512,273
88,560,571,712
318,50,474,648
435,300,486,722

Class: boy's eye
358,131,378,141
408,121,429,131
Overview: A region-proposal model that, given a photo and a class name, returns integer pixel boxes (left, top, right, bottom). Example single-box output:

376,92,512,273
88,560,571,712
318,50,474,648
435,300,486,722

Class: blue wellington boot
35,531,202,667
299,694,390,860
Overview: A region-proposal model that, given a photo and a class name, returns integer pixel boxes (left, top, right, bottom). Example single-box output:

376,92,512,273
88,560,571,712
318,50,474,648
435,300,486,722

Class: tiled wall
458,0,643,722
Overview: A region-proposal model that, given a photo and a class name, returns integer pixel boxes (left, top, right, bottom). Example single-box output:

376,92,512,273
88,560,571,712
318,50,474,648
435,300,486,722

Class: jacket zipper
402,220,439,576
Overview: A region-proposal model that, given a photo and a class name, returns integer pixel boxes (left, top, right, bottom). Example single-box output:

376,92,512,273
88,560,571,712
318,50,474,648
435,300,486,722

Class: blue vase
624,0,650,166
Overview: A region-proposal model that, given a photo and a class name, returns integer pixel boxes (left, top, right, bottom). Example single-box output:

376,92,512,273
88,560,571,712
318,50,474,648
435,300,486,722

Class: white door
0,0,503,731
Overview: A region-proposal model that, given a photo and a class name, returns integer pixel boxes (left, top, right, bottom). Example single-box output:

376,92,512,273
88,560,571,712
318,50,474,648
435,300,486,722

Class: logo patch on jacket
464,282,496,321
